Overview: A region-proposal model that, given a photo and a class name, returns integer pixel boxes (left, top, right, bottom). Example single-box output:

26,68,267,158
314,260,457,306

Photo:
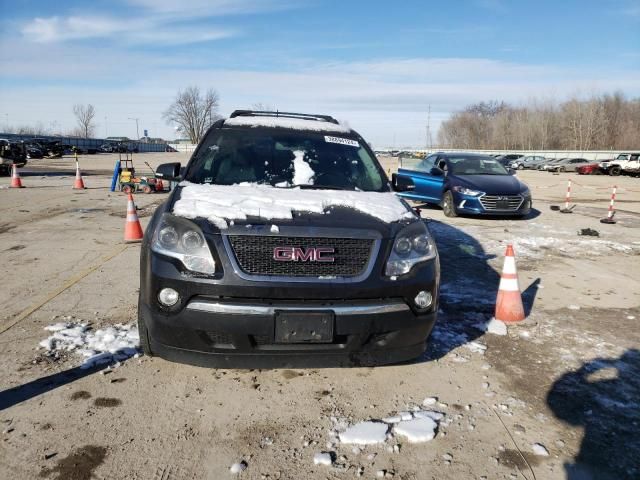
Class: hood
453,174,526,195
169,182,416,237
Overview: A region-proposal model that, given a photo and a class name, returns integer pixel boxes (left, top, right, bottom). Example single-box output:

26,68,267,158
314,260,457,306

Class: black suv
138,111,440,368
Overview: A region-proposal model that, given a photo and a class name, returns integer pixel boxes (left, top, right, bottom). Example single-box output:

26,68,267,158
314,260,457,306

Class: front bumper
140,233,440,368
451,192,532,216
140,297,436,368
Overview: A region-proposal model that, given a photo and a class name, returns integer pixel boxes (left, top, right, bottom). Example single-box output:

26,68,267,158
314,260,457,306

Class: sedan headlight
386,221,437,277
452,186,483,196
151,213,216,274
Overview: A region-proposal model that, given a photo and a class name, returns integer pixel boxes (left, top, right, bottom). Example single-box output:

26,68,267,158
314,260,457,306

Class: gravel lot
1,153,639,480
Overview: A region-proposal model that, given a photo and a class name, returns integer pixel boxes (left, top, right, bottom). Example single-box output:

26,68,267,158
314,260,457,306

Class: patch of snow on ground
229,461,248,473
338,421,389,445
483,318,507,336
532,443,549,456
313,452,333,466
173,183,414,229
39,322,139,369
465,341,487,354
393,417,438,443
505,236,640,259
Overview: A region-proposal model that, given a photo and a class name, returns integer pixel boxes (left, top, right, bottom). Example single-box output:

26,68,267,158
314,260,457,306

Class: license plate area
496,200,510,210
274,311,334,344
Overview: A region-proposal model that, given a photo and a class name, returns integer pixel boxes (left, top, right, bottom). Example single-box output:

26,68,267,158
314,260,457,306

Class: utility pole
104,116,108,138
128,117,140,140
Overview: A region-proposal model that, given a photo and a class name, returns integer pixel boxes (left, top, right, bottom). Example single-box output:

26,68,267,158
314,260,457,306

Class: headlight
151,213,216,274
452,186,483,196
386,221,437,277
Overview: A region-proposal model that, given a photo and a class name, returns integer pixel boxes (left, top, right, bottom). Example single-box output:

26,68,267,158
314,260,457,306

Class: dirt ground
1,153,639,480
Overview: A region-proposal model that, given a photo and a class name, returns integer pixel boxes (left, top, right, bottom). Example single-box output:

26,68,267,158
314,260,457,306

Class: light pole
104,116,108,138
128,117,140,140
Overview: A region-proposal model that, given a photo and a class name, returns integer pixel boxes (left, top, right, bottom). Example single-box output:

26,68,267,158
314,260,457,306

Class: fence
168,143,198,154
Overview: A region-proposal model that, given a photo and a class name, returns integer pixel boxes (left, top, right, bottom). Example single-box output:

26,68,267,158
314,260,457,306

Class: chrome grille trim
479,194,524,211
221,233,381,283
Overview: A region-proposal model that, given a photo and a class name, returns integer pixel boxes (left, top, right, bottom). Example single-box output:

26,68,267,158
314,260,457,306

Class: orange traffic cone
10,164,24,188
124,193,144,242
73,164,86,189
494,244,525,323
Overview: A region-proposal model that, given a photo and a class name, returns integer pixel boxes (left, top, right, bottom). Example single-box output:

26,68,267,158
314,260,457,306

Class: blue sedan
394,152,532,217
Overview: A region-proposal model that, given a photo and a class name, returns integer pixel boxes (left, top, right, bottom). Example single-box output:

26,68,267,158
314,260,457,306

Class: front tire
609,166,621,176
441,191,458,217
518,164,524,170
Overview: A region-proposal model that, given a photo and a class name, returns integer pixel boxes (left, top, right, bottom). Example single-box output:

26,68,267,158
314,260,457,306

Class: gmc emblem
273,246,335,262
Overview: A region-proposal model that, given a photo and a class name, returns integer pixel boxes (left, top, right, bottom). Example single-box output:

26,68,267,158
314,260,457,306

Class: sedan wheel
441,191,458,217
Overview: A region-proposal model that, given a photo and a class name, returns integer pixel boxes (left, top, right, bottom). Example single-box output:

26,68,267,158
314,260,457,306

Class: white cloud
21,15,235,45
124,0,292,15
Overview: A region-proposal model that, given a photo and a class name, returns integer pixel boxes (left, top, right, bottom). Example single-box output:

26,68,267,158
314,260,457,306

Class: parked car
510,155,546,170
0,138,27,174
26,144,45,159
539,158,567,170
576,163,603,175
394,152,531,217
495,154,523,167
138,110,440,367
99,143,116,153
599,153,640,176
546,158,592,172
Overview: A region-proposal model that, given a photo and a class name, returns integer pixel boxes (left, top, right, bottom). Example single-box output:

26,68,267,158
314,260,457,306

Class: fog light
158,288,179,307
414,290,432,309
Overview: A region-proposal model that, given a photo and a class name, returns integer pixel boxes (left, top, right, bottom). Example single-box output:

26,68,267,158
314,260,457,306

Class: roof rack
229,110,339,125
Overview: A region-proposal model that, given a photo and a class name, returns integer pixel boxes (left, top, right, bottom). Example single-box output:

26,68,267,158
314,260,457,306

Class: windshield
184,128,387,192
446,155,509,175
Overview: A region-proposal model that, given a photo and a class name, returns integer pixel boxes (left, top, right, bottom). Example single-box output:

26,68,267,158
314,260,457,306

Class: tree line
436,92,640,151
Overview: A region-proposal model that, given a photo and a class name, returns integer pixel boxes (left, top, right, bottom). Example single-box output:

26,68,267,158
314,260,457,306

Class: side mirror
156,162,182,180
430,167,445,176
391,173,415,192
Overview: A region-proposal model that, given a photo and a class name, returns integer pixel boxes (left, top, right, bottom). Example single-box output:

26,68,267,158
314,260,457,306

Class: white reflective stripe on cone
498,277,520,292
502,256,517,275
126,214,139,222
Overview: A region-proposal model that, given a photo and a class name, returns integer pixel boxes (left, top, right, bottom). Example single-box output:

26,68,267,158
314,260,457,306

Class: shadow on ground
0,365,106,411
420,219,536,361
547,349,640,480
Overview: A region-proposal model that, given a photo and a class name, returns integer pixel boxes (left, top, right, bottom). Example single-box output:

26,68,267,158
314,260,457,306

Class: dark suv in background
138,111,440,367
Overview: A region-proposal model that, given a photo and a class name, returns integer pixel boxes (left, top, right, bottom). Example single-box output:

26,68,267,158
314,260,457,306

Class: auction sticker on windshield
325,136,359,147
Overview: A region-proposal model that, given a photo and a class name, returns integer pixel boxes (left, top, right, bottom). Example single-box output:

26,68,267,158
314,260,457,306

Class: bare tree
437,92,639,150
251,102,276,111
72,104,96,138
163,86,220,144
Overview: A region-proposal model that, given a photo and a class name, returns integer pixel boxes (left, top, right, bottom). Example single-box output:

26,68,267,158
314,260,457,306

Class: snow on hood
173,182,414,229
224,115,351,133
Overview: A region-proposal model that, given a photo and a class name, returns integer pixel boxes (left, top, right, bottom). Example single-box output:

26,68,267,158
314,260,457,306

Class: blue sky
1,0,638,146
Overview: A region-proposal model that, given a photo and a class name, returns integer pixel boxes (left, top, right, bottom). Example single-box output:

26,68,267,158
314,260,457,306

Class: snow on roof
224,115,352,133
173,182,413,228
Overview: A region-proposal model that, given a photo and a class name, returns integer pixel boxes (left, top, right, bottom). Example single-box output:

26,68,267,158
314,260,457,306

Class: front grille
479,195,523,211
227,235,373,277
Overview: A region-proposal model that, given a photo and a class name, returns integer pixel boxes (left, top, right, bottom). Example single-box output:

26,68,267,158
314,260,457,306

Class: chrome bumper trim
186,300,411,316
